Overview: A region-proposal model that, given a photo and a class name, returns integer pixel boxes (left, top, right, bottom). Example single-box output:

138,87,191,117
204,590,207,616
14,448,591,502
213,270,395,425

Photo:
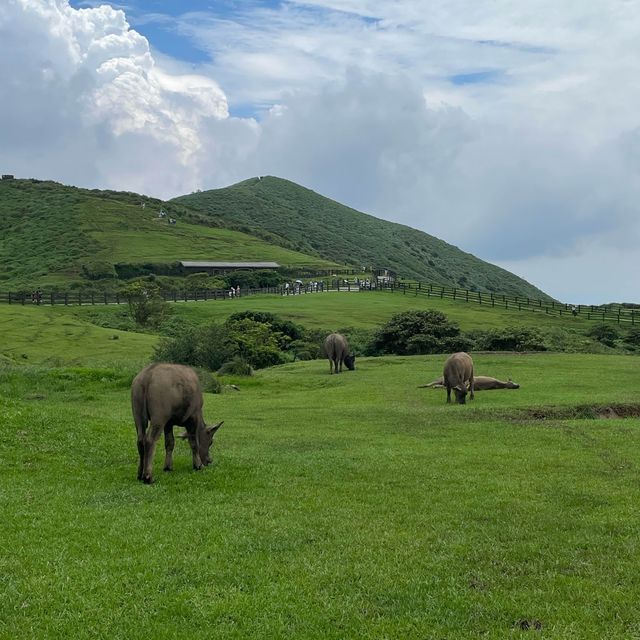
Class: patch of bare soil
516,404,640,422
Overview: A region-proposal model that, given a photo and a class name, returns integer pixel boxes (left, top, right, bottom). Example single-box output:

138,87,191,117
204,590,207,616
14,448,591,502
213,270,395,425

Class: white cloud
0,0,240,194
1,0,640,304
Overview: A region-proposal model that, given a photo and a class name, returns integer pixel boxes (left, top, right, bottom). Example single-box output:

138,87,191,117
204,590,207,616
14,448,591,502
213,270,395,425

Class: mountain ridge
174,176,553,300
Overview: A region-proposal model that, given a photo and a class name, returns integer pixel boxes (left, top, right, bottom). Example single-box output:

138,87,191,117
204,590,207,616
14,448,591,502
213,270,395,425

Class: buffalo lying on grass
419,375,520,390
131,363,223,484
323,333,356,374
443,352,475,404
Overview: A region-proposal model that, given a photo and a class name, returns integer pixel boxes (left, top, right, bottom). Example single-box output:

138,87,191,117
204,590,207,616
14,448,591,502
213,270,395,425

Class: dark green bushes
153,312,305,371
370,310,462,355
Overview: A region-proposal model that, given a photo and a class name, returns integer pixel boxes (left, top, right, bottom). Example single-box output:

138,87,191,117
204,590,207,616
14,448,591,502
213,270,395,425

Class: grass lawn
72,289,600,335
0,305,156,367
2,352,640,638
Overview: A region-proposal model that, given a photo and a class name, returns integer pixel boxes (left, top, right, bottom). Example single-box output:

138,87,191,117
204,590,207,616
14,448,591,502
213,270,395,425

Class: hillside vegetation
175,176,552,300
0,179,336,289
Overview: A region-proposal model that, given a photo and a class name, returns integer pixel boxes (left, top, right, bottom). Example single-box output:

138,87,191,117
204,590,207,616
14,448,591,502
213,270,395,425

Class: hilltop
174,176,552,300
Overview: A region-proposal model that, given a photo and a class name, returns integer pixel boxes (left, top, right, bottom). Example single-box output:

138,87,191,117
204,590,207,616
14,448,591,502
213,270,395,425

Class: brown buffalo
443,352,475,404
131,363,223,484
323,333,355,374
419,375,519,390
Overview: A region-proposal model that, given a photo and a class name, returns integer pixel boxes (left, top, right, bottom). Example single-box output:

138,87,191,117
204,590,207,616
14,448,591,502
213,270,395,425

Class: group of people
284,281,324,295
228,285,241,298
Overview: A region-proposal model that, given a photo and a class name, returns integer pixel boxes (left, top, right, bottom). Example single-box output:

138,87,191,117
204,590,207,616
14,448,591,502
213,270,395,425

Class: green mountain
174,176,552,300
0,178,337,288
1,175,551,300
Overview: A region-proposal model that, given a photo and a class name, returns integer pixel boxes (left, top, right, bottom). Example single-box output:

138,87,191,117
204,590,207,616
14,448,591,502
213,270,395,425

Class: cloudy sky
2,0,639,304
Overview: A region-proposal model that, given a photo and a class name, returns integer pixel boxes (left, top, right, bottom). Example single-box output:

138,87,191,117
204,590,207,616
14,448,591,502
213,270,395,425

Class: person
285,282,290,295
235,284,240,297
571,305,578,317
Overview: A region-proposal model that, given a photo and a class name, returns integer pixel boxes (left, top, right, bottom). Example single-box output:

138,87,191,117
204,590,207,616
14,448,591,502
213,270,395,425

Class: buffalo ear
207,421,224,435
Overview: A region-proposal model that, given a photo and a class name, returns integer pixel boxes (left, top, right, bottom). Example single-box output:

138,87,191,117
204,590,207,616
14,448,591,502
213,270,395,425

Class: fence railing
2,279,637,325
385,281,637,325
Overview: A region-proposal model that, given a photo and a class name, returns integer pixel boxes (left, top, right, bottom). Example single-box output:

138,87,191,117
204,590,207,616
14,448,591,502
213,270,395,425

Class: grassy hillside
0,179,337,289
174,176,552,300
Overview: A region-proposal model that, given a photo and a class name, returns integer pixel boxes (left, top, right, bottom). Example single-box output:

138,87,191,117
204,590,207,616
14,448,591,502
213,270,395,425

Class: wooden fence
2,279,637,325
385,281,637,325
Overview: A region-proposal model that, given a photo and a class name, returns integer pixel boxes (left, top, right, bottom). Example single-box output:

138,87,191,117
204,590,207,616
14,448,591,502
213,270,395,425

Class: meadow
1,292,640,638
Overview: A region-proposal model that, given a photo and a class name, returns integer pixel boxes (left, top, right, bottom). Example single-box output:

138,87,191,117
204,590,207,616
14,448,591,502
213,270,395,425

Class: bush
370,310,461,355
226,318,286,368
587,324,620,348
227,311,304,344
81,260,116,280
153,323,237,371
194,368,222,394
475,326,547,352
217,357,253,376
624,326,640,348
123,281,170,327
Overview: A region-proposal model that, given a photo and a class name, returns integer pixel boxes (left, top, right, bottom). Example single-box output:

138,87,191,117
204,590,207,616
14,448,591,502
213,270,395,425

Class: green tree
124,281,169,327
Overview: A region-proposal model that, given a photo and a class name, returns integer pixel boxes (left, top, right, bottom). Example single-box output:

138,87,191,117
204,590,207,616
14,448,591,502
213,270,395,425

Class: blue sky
2,0,640,303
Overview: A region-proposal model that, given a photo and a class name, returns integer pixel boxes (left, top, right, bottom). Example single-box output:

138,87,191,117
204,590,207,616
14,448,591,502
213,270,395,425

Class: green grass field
1,353,640,639
73,289,596,333
1,292,639,638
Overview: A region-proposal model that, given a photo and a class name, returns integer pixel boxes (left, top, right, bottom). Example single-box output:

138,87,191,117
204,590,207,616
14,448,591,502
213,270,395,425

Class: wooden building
180,261,280,275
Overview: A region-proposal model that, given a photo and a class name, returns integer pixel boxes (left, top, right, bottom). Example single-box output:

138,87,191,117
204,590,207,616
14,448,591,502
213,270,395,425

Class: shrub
476,326,547,352
587,324,620,348
226,318,286,368
370,310,461,355
81,260,116,280
217,357,253,376
194,368,222,394
624,326,640,348
153,323,237,371
123,281,170,327
227,311,304,343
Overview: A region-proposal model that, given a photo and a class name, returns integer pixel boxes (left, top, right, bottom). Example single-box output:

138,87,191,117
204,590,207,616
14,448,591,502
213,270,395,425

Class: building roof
180,261,280,269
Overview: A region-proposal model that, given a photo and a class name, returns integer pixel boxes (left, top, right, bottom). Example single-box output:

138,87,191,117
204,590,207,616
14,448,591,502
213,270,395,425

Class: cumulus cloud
0,0,241,194
1,0,639,304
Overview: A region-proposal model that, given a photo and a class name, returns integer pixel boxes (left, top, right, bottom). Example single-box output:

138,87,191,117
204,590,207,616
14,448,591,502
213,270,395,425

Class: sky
1,1,639,304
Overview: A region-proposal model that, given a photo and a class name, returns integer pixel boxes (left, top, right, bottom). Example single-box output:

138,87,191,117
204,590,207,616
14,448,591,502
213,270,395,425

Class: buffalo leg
163,424,175,471
446,386,452,403
136,437,145,480
184,425,204,470
142,422,163,484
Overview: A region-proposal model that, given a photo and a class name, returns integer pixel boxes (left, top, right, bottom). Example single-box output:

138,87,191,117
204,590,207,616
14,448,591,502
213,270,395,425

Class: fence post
116,292,120,304
466,290,469,302
91,294,95,305
21,294,25,305
8,292,11,305
453,288,457,300
78,292,82,306
104,292,107,305
65,292,68,306
51,292,54,306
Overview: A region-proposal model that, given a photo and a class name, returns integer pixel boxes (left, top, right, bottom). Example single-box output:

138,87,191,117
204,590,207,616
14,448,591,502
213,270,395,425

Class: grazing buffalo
131,363,223,484
443,352,475,404
419,375,519,390
323,332,356,374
